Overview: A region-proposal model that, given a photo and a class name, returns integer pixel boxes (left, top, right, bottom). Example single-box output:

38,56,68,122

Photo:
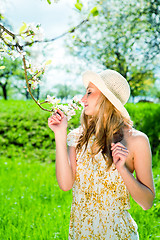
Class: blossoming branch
44,95,83,120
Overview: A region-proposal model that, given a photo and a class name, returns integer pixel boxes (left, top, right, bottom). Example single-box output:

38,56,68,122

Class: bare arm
48,109,76,191
111,134,155,210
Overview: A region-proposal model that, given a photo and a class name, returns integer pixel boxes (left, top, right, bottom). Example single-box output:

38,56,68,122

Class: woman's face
81,82,101,116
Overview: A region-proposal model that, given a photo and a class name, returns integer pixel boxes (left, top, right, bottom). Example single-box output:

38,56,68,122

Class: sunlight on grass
0,156,72,239
0,153,159,239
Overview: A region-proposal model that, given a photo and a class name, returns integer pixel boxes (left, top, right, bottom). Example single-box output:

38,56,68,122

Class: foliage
126,103,160,156
66,0,157,98
52,84,83,100
0,100,81,160
0,11,89,110
0,56,25,99
144,0,160,60
0,100,159,158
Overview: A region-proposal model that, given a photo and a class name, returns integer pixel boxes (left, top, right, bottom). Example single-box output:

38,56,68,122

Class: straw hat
82,69,130,119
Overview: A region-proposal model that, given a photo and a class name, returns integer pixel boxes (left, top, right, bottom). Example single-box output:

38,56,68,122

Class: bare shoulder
125,127,152,170
122,128,151,172
127,128,150,150
126,128,155,198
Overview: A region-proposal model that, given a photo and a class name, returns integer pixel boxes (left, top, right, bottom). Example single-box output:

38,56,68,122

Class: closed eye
87,91,91,95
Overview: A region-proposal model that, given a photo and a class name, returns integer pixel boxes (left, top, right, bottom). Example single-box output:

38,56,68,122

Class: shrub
126,103,160,154
0,100,159,161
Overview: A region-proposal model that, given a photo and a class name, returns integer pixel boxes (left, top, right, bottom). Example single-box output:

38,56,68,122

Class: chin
84,110,93,116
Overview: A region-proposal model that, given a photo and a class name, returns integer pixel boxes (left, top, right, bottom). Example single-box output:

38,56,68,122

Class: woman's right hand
48,109,68,134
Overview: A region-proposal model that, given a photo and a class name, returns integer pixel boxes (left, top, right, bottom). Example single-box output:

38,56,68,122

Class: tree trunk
26,89,29,99
37,85,40,100
2,84,7,100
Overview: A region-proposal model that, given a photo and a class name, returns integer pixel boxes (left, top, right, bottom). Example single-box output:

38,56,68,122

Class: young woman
48,69,155,239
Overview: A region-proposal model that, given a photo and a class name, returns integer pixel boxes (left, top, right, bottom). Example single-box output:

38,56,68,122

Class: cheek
90,95,100,113
92,93,101,104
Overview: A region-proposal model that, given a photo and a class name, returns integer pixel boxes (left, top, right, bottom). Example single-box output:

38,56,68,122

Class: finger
113,158,121,165
111,142,127,149
50,113,62,121
51,117,61,124
56,109,65,118
55,112,62,120
111,142,127,151
112,151,128,158
48,117,61,124
112,147,129,154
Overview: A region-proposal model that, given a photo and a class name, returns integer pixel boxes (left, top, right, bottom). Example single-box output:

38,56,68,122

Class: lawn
0,154,72,239
0,152,159,239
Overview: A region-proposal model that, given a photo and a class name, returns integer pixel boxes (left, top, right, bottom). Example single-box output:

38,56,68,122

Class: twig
0,18,88,48
0,18,88,112
23,18,89,46
22,54,53,113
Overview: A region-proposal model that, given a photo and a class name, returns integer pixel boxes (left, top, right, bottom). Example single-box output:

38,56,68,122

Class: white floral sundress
67,127,139,240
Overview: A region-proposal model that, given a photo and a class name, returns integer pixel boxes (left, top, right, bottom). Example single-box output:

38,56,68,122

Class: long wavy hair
76,93,132,169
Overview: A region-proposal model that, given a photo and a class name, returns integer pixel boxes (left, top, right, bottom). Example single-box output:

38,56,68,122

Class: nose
81,93,87,103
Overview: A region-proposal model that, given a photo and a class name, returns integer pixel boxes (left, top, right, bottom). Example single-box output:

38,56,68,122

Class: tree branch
23,18,88,46
0,18,88,111
0,24,15,38
22,55,53,112
0,18,88,48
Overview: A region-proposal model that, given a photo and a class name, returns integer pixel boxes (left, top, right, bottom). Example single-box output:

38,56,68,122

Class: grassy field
0,153,159,239
0,158,71,239
0,100,160,239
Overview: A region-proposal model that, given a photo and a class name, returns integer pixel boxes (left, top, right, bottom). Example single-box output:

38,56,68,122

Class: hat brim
82,71,130,119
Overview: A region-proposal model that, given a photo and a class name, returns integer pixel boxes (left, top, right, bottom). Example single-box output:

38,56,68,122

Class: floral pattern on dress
67,127,139,240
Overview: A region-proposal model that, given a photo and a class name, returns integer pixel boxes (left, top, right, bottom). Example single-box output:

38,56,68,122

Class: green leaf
45,60,52,65
36,71,43,78
89,6,99,17
47,0,51,4
0,66,6,70
5,36,13,42
75,3,83,11
19,22,27,34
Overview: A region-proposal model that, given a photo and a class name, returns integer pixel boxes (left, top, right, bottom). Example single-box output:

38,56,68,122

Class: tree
45,83,83,101
66,0,156,99
0,0,96,110
143,0,160,61
0,56,25,99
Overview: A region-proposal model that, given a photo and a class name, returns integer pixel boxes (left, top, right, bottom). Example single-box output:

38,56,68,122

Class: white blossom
46,95,56,104
28,80,40,89
46,95,82,121
27,23,44,41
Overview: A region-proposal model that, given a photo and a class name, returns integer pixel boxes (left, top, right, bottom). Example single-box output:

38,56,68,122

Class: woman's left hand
111,142,129,171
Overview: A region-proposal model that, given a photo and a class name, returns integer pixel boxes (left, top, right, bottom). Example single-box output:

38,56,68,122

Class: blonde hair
76,93,132,170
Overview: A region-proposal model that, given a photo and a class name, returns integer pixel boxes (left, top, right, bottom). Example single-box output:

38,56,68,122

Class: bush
0,100,159,161
126,103,160,154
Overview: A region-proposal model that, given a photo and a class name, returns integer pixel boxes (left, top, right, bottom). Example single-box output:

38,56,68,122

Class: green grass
0,149,159,239
0,100,160,239
129,152,160,239
0,154,72,240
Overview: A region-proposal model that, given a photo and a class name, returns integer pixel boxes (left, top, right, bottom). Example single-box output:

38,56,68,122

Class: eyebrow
87,86,93,90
